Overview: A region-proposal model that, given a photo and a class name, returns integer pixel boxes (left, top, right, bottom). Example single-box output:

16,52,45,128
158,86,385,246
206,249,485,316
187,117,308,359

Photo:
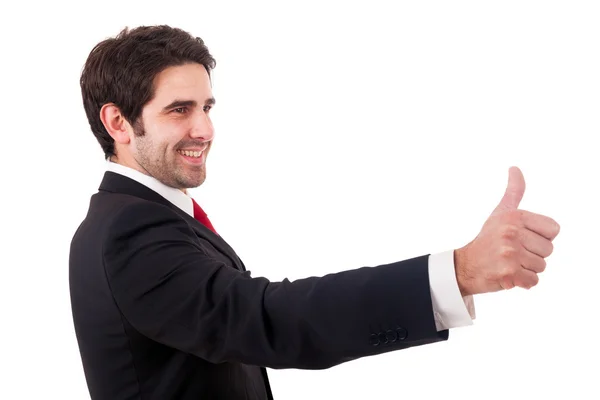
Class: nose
189,109,214,141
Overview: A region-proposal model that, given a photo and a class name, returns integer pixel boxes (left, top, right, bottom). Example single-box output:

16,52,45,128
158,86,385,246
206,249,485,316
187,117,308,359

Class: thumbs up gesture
454,167,561,296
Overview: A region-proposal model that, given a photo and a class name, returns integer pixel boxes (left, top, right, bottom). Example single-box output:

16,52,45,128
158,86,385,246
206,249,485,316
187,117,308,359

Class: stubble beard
133,122,208,190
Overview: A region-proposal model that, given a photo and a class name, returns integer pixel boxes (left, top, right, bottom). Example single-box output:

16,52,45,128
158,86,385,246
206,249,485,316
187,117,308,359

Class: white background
1,1,598,398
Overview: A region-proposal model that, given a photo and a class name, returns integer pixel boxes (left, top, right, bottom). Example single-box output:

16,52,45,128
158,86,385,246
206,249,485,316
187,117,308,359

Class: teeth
179,150,203,158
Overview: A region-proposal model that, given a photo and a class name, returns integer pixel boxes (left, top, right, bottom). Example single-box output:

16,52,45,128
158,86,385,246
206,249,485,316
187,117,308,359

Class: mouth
177,148,206,165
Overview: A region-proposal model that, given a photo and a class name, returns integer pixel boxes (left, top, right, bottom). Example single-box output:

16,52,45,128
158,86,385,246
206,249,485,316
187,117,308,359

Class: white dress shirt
105,160,476,331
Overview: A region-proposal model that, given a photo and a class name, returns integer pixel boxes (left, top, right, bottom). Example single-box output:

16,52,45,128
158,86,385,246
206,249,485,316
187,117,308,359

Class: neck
108,155,188,195
109,155,151,179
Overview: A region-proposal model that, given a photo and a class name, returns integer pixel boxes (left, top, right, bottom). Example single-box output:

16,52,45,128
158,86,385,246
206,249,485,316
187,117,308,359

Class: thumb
492,166,526,215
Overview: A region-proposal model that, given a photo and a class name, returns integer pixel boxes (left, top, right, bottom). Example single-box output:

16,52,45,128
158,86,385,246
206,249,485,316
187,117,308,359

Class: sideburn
132,117,146,137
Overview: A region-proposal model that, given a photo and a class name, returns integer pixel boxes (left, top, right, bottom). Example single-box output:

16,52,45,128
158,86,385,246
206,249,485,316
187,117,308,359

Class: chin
181,175,206,189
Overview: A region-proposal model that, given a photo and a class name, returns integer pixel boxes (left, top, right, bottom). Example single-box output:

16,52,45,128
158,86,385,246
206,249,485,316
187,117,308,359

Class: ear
100,103,132,145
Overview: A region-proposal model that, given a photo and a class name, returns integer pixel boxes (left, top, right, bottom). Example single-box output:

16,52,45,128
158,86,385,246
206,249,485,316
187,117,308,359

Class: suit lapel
98,171,246,272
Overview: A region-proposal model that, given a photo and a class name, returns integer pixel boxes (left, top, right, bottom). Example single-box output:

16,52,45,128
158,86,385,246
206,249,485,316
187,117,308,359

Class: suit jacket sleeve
102,201,449,370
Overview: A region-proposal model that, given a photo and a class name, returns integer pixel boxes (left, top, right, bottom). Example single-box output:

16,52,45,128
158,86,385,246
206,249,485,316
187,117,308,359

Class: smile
177,149,204,158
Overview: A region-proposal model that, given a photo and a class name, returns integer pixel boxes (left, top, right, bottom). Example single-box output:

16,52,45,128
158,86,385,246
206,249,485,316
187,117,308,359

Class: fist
455,167,561,296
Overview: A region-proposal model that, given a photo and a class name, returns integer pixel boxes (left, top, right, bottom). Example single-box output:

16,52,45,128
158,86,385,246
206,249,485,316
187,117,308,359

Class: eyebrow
162,97,216,112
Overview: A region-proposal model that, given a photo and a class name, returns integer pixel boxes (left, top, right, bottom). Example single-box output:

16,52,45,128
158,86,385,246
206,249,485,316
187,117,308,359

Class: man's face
130,63,215,190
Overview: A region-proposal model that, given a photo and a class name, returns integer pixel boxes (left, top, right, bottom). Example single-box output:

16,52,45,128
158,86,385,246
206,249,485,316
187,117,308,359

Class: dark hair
80,25,217,159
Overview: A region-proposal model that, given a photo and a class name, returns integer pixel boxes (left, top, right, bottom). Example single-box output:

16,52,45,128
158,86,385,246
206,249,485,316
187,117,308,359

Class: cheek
156,125,185,149
172,121,194,139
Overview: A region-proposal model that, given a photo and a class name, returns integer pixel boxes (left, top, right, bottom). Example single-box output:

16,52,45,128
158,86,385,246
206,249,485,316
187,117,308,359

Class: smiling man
69,25,560,400
104,63,214,189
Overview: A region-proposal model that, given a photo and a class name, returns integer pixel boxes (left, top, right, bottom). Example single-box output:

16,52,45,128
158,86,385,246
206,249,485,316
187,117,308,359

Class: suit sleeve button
369,333,380,346
385,330,397,343
396,327,408,340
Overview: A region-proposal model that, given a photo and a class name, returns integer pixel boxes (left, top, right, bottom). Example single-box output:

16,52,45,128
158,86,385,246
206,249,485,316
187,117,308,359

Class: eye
173,107,188,114
203,105,212,112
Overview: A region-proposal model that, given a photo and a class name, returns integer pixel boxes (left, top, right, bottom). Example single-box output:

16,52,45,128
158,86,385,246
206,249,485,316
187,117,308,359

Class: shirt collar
105,159,194,218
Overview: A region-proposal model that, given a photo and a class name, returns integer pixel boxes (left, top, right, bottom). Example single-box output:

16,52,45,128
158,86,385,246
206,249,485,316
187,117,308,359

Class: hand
454,166,560,296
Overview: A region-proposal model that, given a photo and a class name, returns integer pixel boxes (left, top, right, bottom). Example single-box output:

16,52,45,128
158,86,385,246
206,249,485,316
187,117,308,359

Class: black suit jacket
69,171,449,399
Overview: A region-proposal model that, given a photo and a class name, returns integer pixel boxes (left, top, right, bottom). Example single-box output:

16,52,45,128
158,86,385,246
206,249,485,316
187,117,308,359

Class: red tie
191,198,218,235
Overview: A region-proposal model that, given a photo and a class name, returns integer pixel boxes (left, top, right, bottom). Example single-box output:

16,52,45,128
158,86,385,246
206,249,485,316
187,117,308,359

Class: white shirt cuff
428,250,476,331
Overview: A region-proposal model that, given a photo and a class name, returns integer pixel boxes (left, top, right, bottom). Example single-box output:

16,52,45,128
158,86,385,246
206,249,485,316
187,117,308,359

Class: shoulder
73,191,192,248
100,193,191,236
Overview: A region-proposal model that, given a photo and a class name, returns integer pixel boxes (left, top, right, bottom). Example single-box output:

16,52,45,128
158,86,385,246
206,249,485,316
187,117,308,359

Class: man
69,25,560,399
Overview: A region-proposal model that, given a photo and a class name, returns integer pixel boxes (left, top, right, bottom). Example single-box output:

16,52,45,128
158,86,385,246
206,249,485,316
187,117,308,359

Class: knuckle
500,276,514,290
499,245,518,260
501,225,519,240
500,263,519,279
